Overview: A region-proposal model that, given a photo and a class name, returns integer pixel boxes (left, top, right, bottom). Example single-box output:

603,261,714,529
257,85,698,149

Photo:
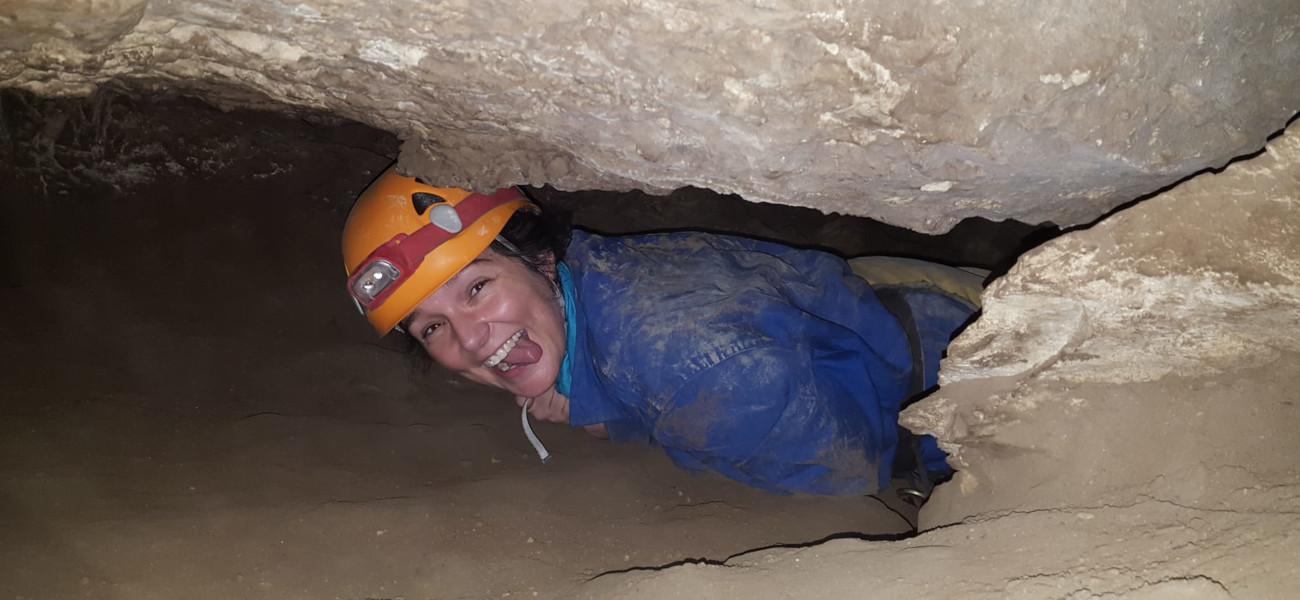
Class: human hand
516,389,570,424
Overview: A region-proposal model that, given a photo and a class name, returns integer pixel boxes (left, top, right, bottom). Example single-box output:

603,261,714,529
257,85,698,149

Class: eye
469,279,489,298
420,321,443,340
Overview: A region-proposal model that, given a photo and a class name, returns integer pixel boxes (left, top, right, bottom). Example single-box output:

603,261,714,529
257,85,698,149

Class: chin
514,381,554,400
515,366,560,398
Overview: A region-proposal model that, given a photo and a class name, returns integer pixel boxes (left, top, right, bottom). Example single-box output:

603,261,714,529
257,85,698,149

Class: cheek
499,281,558,326
524,290,565,343
460,370,492,386
423,340,469,372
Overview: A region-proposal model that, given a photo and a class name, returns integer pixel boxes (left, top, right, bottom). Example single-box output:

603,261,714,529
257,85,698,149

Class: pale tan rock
912,121,1300,521
3,1,1298,231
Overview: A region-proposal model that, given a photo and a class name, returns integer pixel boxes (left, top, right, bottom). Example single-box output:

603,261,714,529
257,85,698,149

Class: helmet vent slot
411,192,446,215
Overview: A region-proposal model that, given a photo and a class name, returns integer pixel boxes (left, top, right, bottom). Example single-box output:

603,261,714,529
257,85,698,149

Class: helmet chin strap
521,397,551,464
404,232,555,463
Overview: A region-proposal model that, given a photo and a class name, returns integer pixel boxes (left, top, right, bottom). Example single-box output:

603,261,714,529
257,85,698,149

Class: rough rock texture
576,123,1300,597
4,1,1299,231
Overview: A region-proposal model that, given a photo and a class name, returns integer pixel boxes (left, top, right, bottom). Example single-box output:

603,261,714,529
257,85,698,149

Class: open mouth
483,329,526,372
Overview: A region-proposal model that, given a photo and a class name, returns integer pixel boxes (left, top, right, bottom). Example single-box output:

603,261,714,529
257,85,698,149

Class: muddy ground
0,91,1046,599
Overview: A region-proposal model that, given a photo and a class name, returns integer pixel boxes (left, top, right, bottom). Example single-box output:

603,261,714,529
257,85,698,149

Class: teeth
483,330,525,369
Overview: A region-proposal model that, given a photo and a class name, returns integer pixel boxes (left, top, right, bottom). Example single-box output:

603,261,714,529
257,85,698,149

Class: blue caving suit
557,230,976,495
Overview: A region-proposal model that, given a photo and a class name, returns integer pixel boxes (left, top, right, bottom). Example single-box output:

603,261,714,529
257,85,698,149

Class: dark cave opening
1,88,1058,597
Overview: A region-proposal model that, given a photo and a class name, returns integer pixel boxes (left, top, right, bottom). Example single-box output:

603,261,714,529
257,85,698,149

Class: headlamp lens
350,259,402,307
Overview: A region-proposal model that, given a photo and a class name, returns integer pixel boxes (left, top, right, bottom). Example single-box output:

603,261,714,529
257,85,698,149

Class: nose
450,313,491,356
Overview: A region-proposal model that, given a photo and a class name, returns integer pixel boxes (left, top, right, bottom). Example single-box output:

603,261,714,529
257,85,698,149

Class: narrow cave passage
0,89,1055,599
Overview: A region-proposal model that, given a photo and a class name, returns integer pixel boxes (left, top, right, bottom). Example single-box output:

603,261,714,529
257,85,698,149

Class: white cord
521,398,551,464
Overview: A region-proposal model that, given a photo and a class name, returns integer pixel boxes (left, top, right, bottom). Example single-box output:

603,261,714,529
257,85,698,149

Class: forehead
405,250,514,316
433,253,500,294
449,249,511,279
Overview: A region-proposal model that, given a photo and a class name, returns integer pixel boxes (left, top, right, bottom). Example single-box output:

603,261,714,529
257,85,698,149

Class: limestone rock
909,120,1300,520
578,120,1300,598
3,1,1298,232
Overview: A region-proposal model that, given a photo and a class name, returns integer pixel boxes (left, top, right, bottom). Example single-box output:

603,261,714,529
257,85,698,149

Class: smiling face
403,249,566,400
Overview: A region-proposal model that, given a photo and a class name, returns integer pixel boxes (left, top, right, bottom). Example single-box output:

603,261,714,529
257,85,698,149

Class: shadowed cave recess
1,88,1050,598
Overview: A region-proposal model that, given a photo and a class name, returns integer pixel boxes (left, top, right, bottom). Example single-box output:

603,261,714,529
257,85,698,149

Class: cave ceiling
3,0,1298,232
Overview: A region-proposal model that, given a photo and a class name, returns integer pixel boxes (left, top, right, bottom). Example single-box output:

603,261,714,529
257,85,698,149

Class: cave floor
0,368,910,600
0,112,917,599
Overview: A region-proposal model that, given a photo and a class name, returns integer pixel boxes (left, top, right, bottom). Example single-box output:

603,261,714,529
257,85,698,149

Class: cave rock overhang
4,0,1300,232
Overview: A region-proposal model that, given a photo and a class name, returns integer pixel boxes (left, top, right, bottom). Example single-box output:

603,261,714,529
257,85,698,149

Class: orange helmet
341,165,532,335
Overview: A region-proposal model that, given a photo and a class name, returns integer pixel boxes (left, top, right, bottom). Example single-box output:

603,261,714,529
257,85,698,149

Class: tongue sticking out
505,336,542,367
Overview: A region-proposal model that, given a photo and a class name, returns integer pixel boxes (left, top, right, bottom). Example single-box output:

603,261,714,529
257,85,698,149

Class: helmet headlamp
350,259,402,308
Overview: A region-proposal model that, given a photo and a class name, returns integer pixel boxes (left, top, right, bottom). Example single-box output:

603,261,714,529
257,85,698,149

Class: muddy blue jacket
558,230,972,495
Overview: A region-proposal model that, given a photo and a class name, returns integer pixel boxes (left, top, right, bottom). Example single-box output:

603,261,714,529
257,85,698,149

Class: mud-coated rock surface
578,122,1300,599
4,1,1299,232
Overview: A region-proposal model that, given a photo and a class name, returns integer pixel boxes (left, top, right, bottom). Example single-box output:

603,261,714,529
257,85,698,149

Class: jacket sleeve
651,344,889,495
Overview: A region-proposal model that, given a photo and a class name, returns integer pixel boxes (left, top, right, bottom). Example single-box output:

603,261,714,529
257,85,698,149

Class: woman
342,166,979,501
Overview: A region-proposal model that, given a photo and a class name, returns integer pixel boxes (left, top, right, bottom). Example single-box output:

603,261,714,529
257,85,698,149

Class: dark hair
490,198,573,283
